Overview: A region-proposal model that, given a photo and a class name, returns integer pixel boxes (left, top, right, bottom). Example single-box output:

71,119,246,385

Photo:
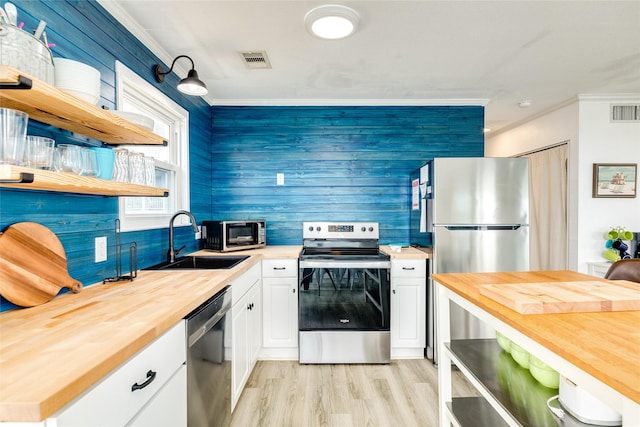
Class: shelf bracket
0,75,33,90
0,172,35,184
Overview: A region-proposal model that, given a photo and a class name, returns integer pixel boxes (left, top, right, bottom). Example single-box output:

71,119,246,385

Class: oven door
298,260,391,331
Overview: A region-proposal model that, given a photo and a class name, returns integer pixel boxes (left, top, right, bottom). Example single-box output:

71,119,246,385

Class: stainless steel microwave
201,220,266,252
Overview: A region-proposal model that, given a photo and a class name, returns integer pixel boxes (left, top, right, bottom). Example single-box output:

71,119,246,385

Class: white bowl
61,89,100,105
111,111,154,130
54,58,101,105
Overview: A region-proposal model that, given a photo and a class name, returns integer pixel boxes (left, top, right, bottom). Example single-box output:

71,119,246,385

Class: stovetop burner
300,221,389,268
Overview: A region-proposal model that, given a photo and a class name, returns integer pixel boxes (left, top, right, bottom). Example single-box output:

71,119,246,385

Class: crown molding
210,98,491,107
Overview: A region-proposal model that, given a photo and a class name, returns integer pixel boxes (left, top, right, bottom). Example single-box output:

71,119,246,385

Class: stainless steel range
298,221,391,364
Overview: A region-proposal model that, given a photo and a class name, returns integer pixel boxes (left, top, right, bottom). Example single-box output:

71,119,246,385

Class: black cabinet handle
273,267,286,270
131,370,156,392
402,267,415,270
248,303,254,310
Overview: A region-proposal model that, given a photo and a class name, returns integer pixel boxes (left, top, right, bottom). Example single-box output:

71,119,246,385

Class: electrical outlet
95,236,107,263
277,173,284,185
195,226,202,240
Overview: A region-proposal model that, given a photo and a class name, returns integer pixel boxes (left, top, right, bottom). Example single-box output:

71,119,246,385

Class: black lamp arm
153,55,196,83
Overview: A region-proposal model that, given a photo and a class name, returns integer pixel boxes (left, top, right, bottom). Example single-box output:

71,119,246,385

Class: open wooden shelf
0,165,168,197
0,66,167,146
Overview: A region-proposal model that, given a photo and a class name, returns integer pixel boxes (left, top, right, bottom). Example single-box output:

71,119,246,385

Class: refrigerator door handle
441,225,525,231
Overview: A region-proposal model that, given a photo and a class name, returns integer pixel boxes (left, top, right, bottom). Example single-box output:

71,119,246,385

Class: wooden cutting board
0,222,82,307
479,280,640,314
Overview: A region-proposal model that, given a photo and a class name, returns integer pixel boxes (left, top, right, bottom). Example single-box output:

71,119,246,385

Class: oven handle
299,260,390,269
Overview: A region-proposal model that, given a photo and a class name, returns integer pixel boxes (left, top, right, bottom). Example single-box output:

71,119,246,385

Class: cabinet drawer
262,259,298,278
391,260,426,278
231,262,261,304
52,321,186,427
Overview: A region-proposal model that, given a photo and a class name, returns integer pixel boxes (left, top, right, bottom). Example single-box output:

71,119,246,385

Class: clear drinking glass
128,151,145,184
0,108,29,165
51,147,63,172
113,148,130,182
24,136,55,169
57,144,83,174
143,156,156,186
81,148,100,177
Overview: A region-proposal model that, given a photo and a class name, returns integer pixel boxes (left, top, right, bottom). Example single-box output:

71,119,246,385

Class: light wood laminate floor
230,359,477,427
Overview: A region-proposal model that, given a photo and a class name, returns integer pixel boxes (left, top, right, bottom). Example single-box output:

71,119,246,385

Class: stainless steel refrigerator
410,157,529,363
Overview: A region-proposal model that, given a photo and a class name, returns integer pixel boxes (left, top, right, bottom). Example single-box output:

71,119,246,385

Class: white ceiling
99,0,640,134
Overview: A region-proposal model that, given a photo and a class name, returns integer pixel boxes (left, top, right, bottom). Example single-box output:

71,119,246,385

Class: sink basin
144,255,249,271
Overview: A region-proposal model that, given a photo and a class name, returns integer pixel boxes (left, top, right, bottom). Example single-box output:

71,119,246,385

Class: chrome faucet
168,210,199,263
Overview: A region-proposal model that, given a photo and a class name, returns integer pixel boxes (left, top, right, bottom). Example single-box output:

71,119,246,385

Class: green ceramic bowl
509,342,529,369
529,355,559,389
496,331,511,353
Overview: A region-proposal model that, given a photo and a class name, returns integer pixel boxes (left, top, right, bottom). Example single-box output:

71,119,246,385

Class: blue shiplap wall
1,1,484,312
0,0,212,311
210,106,484,245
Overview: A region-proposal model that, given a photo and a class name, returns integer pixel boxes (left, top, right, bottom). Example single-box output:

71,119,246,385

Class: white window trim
115,61,191,231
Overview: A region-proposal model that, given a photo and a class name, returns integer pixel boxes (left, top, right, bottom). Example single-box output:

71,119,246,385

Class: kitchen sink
144,255,249,271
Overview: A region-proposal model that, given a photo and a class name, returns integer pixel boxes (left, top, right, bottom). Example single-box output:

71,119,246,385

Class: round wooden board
0,222,82,307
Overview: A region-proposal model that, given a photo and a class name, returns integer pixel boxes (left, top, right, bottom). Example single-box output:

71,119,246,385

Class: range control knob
369,227,374,232
361,226,366,232
308,226,314,231
316,226,321,232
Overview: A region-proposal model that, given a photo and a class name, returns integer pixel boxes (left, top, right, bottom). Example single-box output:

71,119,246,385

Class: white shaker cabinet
127,365,187,427
261,259,299,359
231,262,262,410
390,259,426,358
47,321,186,427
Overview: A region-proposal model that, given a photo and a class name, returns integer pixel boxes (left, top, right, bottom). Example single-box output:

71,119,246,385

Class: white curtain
522,144,568,270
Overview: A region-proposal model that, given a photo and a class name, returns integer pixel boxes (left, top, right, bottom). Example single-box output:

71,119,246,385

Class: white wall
485,95,640,273
577,96,640,272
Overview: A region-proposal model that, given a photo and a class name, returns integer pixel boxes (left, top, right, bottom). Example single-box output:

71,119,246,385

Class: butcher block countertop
380,245,431,259
0,244,428,422
432,270,640,405
0,246,301,423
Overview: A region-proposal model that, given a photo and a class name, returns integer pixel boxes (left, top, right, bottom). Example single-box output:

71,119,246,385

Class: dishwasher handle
188,300,231,347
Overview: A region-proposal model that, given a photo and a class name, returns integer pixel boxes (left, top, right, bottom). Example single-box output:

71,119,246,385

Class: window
115,61,190,231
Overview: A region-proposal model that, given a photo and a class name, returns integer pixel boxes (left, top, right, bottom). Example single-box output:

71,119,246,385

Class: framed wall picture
592,163,637,198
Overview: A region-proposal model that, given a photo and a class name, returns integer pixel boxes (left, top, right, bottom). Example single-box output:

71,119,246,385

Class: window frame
114,61,191,231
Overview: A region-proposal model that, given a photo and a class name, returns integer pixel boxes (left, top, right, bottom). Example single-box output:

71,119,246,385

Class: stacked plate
111,111,155,130
53,58,101,105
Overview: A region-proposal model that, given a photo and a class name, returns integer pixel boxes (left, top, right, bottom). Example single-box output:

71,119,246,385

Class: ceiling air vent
239,51,272,69
611,104,640,122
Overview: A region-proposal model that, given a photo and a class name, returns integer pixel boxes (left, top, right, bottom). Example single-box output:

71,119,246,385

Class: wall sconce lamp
153,55,208,96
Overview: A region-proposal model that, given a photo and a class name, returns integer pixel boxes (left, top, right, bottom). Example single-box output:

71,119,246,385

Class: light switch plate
277,173,284,185
95,236,107,262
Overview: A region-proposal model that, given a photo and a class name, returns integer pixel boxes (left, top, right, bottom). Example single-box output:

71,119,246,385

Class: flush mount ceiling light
153,55,208,96
305,4,360,40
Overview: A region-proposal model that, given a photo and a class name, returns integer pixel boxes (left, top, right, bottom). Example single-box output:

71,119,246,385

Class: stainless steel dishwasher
185,286,232,427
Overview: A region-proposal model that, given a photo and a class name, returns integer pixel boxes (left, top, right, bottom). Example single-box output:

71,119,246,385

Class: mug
607,229,619,240
603,249,621,262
